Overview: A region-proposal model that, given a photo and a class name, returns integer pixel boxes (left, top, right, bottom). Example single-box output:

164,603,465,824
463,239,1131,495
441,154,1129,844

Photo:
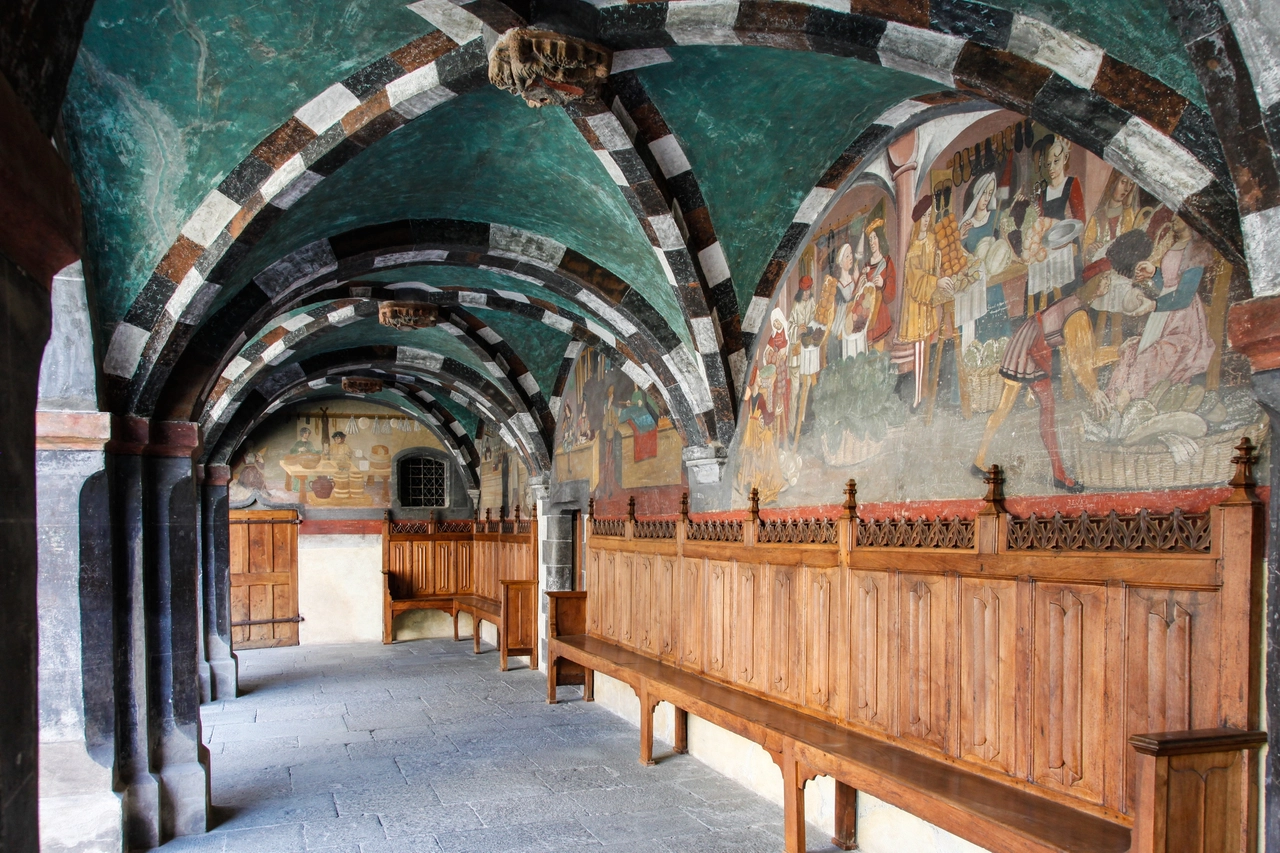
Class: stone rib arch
202,348,552,475
208,381,481,491
163,220,716,447
206,296,557,451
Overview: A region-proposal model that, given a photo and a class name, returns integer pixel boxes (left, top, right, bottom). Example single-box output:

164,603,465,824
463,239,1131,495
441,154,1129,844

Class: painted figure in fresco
1107,213,1217,401
598,386,621,497
237,449,267,491
327,431,353,470
972,243,1105,493
575,405,593,445
560,402,577,454
1084,169,1146,346
619,388,659,462
827,243,861,362
763,308,791,435
788,276,823,447
737,366,787,504
901,196,945,408
853,219,896,350
1025,136,1085,313
289,427,316,454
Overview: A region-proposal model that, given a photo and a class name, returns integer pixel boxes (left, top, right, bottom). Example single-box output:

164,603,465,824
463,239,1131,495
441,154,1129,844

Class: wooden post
745,487,760,547
626,495,636,541
673,707,688,754
639,683,657,766
831,780,858,850
781,743,807,853
975,464,1005,554
381,511,393,644
840,479,857,552
1129,728,1266,853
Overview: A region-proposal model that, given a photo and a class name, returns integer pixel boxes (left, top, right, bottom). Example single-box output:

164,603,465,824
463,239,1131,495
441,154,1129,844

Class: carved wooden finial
485,507,492,522
680,491,690,521
587,497,595,519
1224,437,1260,505
980,464,1007,515
514,504,521,522
628,495,637,522
844,479,858,519
749,487,761,522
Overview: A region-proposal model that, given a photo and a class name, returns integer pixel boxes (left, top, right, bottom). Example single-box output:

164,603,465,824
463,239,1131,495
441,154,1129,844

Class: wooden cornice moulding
1227,293,1280,372
1128,728,1267,757
35,410,111,451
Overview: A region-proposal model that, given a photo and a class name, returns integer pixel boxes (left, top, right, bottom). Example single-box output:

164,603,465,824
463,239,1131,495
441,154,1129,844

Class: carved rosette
377,301,438,330
488,28,612,107
341,376,383,394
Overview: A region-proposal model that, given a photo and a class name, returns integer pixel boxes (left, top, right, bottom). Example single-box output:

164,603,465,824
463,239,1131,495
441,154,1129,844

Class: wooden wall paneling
680,557,703,671
848,570,892,732
768,562,803,705
587,549,601,636
958,578,1018,776
659,557,677,663
706,560,730,679
1122,587,1222,812
733,561,760,690
457,542,473,593
434,541,455,594
804,565,844,718
410,540,430,594
635,555,654,655
897,572,949,752
1032,582,1108,805
1101,579,1127,813
1015,576,1036,785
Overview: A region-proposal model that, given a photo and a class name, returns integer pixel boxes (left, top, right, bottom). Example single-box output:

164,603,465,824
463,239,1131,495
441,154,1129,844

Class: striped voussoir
562,95,734,447
210,371,483,486
178,219,716,446
202,345,552,474
603,70,749,398
201,296,556,453
1161,0,1280,297
105,30,492,411
590,0,1243,263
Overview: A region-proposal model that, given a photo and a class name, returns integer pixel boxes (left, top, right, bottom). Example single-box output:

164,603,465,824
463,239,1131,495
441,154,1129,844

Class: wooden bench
382,512,538,671
546,451,1267,853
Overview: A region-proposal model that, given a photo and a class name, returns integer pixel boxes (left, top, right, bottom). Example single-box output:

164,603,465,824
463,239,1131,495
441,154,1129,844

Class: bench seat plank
550,634,1130,853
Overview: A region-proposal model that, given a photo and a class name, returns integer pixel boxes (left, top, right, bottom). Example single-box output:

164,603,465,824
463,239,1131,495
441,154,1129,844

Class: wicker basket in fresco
1064,420,1268,491
821,431,884,467
966,368,1006,414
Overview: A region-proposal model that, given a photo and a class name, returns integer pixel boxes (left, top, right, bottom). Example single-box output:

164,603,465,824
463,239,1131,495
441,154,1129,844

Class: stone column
0,252,53,853
35,261,123,852
144,423,210,840
1226,295,1280,853
202,465,237,699
535,475,575,672
108,419,162,851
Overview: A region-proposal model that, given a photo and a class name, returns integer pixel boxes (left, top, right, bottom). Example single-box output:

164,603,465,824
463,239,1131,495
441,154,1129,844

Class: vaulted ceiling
59,0,1247,485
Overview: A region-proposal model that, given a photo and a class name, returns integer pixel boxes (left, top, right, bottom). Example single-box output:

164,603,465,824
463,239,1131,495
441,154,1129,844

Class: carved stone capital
682,444,727,485
489,28,611,107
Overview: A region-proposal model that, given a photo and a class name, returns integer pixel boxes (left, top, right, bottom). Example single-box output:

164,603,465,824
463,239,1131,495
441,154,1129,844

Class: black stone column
202,465,237,700
537,475,576,670
0,251,52,853
144,426,210,840
109,425,161,851
1255,367,1280,853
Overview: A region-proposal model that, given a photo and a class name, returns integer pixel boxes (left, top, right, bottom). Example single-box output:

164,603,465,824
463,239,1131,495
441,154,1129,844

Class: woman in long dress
762,308,791,435
1083,169,1144,346
736,366,786,504
854,220,896,350
953,172,999,349
827,244,860,362
1106,214,1216,402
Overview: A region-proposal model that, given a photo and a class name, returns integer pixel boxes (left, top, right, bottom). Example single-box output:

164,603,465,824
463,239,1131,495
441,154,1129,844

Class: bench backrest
581,453,1264,828
382,514,537,602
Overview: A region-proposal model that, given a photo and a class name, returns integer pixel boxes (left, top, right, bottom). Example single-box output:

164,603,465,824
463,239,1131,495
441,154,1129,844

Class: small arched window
398,456,447,507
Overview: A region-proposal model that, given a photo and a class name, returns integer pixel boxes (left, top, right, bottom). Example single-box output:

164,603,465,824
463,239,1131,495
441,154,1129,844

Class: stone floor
162,638,835,853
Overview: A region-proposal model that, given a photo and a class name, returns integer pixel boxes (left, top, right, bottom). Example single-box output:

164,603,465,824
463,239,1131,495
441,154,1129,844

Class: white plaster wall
392,610,499,649
297,534,384,645
592,672,990,853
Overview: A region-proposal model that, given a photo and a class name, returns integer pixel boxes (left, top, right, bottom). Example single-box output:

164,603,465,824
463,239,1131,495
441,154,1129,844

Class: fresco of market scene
735,109,1267,508
476,426,534,517
554,346,686,515
229,401,448,510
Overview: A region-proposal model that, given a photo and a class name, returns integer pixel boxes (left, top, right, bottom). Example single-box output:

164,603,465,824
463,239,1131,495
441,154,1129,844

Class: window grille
399,457,447,507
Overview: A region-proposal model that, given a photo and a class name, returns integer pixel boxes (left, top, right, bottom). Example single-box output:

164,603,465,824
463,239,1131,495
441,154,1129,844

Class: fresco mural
734,109,1267,507
477,426,532,516
554,347,685,514
229,401,450,511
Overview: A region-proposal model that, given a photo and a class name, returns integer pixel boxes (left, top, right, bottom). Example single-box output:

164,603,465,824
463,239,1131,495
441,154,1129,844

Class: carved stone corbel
488,28,611,107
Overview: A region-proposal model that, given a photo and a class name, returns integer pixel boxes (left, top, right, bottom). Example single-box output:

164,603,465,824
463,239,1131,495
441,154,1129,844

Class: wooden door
229,510,300,649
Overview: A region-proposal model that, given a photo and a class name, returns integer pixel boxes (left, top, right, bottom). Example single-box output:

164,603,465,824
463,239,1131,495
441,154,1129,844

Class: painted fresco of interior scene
554,346,686,516
733,108,1267,508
